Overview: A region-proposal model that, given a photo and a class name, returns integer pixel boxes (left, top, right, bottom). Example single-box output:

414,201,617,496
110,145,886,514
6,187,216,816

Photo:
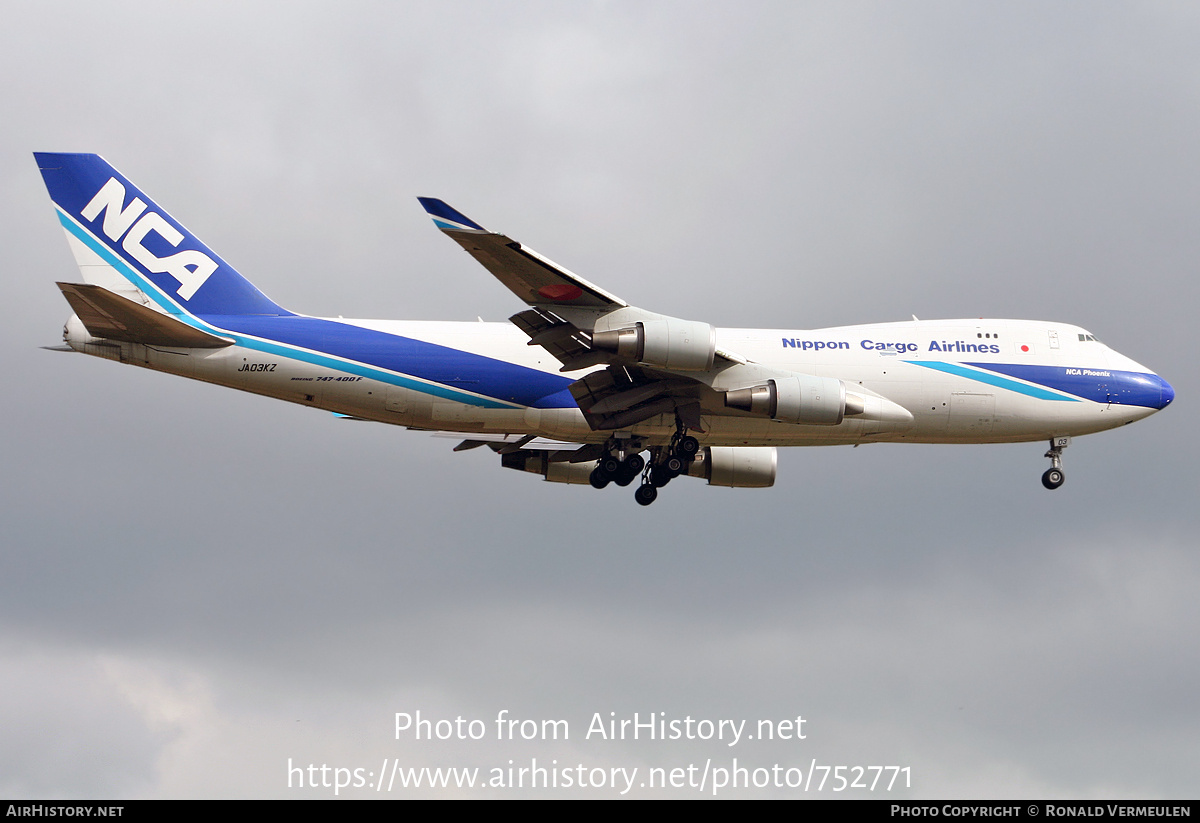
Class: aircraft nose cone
1157,375,1175,409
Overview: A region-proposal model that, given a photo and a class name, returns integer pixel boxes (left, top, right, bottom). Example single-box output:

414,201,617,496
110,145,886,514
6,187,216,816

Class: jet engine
501,450,597,484
724,375,856,426
591,319,716,371
687,446,777,488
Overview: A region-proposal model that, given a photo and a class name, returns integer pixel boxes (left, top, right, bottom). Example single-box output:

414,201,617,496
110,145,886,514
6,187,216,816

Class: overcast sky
2,1,1196,798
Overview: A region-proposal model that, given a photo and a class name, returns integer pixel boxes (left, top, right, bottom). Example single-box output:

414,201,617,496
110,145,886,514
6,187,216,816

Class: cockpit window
1078,333,1100,342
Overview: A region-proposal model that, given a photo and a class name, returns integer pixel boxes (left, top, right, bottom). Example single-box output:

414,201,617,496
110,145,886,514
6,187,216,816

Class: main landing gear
589,451,643,489
1041,436,1070,490
588,420,701,506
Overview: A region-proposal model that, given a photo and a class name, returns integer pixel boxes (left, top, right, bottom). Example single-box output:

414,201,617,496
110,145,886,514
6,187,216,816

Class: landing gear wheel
600,456,621,478
624,453,645,474
1041,436,1069,490
1041,468,1065,490
675,435,699,459
589,467,610,489
665,455,685,475
614,467,637,487
649,465,673,488
634,484,658,506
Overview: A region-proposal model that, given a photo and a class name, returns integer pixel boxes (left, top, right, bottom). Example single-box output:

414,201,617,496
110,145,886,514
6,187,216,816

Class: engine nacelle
687,447,777,488
501,450,597,484
724,375,851,426
591,319,716,371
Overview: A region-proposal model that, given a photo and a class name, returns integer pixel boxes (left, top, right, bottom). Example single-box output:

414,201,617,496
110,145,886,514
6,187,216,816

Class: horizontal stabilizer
57,282,233,348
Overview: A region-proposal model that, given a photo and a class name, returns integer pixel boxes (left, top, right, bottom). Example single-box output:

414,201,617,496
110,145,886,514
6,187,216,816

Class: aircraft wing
418,198,627,311
419,198,858,435
420,197,642,373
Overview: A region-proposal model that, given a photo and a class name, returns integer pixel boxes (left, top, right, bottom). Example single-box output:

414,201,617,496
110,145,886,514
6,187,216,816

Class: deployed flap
57,282,233,348
418,198,627,310
430,431,586,451
569,365,708,431
429,431,602,463
509,307,608,372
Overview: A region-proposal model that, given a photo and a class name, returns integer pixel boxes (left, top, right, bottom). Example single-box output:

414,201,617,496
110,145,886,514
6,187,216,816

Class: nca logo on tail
81,177,217,300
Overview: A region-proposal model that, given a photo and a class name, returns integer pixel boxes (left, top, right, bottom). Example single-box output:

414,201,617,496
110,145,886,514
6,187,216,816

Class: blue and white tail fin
36,153,291,317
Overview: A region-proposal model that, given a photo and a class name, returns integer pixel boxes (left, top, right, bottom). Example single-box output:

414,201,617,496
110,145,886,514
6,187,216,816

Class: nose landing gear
1041,436,1070,490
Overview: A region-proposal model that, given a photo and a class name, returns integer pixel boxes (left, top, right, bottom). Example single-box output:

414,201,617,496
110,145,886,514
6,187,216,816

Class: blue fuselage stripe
963,362,1166,408
904,360,1078,401
59,204,1164,414
203,314,575,408
906,360,1166,408
57,210,576,409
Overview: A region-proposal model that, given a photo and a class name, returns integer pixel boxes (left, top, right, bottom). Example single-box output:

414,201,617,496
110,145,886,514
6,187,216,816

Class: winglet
417,197,487,232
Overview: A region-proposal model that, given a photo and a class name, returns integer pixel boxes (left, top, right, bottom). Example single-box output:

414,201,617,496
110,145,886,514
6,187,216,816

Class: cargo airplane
37,153,1174,505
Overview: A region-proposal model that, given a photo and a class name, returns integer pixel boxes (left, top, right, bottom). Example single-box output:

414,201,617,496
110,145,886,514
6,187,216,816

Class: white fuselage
64,314,1166,448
